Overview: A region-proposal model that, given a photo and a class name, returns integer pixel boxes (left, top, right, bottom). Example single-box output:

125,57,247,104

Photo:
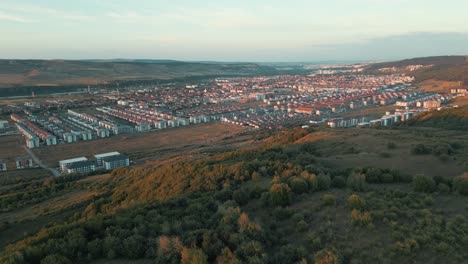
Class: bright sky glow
1,0,467,61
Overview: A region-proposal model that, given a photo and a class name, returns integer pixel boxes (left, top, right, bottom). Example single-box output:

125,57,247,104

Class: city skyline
1,0,468,61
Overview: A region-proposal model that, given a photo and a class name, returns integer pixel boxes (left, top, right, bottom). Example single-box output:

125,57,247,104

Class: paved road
23,146,60,176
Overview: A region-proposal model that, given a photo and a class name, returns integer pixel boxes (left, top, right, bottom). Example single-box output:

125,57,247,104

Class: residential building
16,156,33,169
59,157,88,171
66,160,96,174
94,151,121,166
102,154,130,170
0,120,9,129
0,160,6,171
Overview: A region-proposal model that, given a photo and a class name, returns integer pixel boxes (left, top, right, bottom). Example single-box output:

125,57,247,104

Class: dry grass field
32,123,253,167
0,135,28,170
418,79,462,93
311,128,467,178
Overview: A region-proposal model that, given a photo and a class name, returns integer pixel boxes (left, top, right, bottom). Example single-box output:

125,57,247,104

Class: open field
418,79,462,93
0,93,96,105
450,95,468,106
307,128,467,178
31,123,255,167
337,104,397,119
0,172,110,249
0,135,28,170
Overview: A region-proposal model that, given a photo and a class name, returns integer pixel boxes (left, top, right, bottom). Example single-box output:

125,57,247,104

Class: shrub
296,220,308,232
379,152,392,158
347,194,364,210
289,177,309,194
413,174,436,193
181,247,208,264
314,248,341,264
365,168,382,183
321,194,336,206
452,174,468,196
317,174,331,190
233,189,250,206
438,154,450,162
437,183,451,193
40,255,72,264
379,173,394,183
331,176,346,188
270,183,292,206
351,209,372,226
411,144,431,155
347,173,367,191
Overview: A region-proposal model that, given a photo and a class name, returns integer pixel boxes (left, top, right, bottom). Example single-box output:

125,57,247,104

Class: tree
365,168,382,183
40,254,72,264
314,248,340,264
233,189,249,205
238,212,261,234
331,176,346,188
317,174,331,190
351,209,372,226
217,247,239,264
270,183,292,206
452,174,468,195
321,194,336,206
289,177,309,194
347,173,367,191
413,174,436,193
181,247,208,264
122,234,146,259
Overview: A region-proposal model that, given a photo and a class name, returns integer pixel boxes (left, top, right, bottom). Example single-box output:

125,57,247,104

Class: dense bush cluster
1,130,467,264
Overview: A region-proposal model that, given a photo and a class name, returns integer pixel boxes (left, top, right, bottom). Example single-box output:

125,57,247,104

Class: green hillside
1,128,467,264
403,106,468,131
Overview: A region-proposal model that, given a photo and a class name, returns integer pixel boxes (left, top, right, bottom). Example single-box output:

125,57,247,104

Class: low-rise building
94,151,121,166
102,154,130,170
0,160,6,171
0,120,9,129
59,157,88,171
66,160,96,174
16,156,33,169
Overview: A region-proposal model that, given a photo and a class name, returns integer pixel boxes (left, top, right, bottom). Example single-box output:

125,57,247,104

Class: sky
1,0,468,62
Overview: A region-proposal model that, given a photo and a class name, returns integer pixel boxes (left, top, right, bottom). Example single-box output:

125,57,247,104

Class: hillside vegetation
0,60,278,88
1,127,467,264
403,106,468,131
365,55,468,83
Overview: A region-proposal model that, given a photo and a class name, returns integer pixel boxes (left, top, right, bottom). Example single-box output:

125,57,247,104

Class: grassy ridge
0,60,279,88
365,55,468,83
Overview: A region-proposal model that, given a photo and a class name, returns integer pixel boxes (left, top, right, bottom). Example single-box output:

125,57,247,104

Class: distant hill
365,55,468,83
0,59,279,88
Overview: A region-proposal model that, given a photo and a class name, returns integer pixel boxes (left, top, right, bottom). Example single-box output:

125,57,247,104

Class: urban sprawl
1,69,466,174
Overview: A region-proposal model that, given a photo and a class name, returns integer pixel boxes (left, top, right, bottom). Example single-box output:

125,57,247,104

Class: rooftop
59,157,88,164
102,154,129,163
67,160,96,169
94,151,120,159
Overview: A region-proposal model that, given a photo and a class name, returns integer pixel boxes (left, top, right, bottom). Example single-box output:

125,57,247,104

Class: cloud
0,11,33,23
0,3,94,22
